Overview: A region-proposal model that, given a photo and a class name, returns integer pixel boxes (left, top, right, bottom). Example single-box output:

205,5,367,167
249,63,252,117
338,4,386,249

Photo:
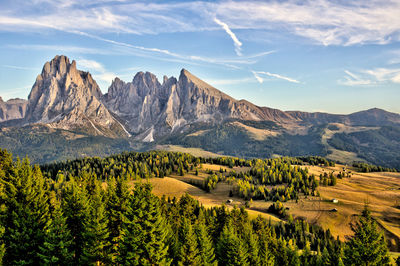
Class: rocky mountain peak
40,55,77,79
179,68,203,86
131,71,160,96
162,75,169,85
24,55,128,137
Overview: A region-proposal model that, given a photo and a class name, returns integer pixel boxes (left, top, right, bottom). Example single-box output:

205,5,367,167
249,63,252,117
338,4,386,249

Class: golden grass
320,123,372,163
230,121,279,141
186,129,210,137
145,176,282,224
282,164,400,250
155,144,223,158
130,162,400,251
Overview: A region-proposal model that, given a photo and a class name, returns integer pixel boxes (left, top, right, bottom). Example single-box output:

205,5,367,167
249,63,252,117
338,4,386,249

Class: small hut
332,199,339,204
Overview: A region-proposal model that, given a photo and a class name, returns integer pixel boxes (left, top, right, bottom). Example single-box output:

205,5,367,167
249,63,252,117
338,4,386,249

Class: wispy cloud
213,1,400,46
253,70,300,84
75,58,117,89
214,18,242,56
6,44,115,55
1,64,39,71
2,1,398,46
77,59,105,72
364,68,400,84
340,70,373,86
95,72,118,85
340,68,400,86
251,71,264,83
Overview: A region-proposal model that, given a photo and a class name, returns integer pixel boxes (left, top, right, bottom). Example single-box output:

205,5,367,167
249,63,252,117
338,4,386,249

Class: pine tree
274,238,290,266
85,179,110,265
39,204,74,265
105,176,130,262
194,212,216,266
216,223,249,266
178,218,201,266
251,215,274,265
0,154,50,265
258,234,274,265
61,177,92,265
243,223,260,266
321,246,331,265
119,183,171,265
344,205,390,266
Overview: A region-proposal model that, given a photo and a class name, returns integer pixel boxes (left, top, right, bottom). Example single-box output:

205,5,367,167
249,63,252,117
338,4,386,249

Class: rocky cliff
103,68,301,140
0,97,27,122
25,55,129,137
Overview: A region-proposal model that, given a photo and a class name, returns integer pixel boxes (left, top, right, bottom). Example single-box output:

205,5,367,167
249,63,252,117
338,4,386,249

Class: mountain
25,55,129,137
0,97,27,122
103,68,296,140
0,55,399,167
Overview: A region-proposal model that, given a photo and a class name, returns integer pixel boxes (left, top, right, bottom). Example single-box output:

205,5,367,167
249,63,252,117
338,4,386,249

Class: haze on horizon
0,0,399,114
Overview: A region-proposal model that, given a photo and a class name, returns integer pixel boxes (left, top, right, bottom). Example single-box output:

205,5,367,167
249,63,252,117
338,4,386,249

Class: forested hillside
328,126,400,169
162,121,327,159
0,125,131,164
0,149,397,265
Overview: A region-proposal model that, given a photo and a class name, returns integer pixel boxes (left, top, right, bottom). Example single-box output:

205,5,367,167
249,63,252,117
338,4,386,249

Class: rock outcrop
103,68,301,139
0,97,27,122
25,55,129,137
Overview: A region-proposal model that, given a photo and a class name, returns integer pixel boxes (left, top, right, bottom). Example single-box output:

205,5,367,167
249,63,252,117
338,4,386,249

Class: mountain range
1,55,399,167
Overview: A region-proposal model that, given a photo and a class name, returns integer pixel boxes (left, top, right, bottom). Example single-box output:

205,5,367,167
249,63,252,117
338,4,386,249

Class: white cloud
344,70,360,80
340,70,373,86
94,72,118,84
214,18,242,56
364,68,400,83
74,58,117,90
6,44,115,55
1,64,39,71
76,59,105,72
3,0,398,46
213,1,400,46
340,68,400,86
254,71,300,84
251,71,263,83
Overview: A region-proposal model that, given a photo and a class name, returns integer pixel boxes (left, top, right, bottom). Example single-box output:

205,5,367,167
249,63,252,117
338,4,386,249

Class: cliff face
24,55,128,137
103,68,301,139
0,97,27,122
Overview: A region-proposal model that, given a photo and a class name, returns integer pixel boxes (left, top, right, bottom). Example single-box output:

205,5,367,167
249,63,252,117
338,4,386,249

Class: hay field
135,162,400,251
289,164,400,251
146,176,282,223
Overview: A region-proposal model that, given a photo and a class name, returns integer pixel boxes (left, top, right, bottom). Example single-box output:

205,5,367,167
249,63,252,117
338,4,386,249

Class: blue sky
0,0,399,114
